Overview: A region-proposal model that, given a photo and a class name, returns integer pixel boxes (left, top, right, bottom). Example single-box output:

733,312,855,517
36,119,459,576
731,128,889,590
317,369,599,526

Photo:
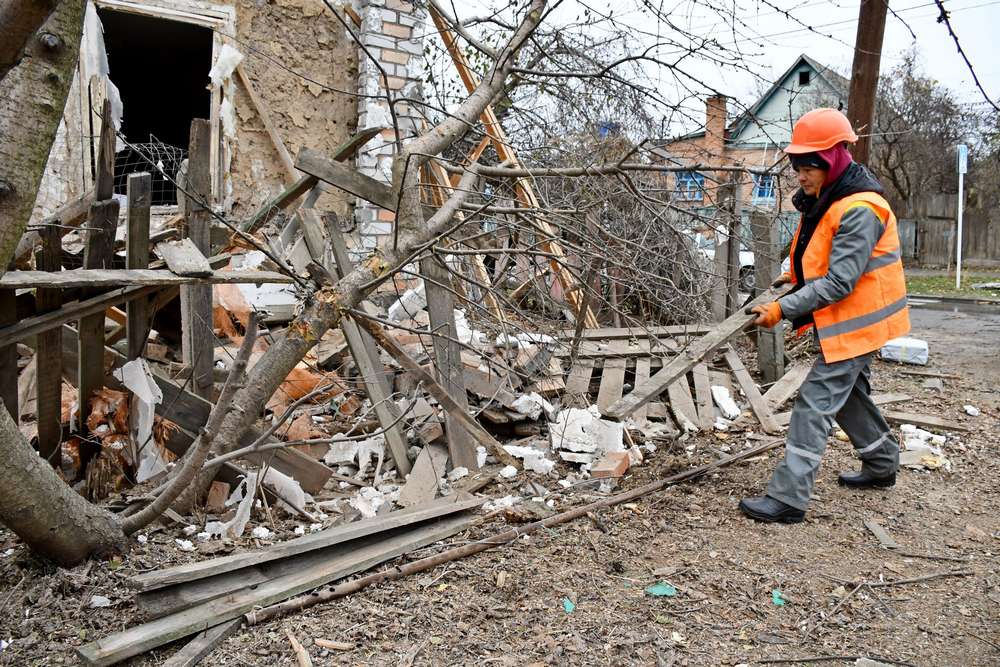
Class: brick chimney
705,94,728,160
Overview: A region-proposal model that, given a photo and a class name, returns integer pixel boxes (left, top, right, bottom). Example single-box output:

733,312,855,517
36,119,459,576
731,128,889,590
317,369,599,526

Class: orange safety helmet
785,108,858,154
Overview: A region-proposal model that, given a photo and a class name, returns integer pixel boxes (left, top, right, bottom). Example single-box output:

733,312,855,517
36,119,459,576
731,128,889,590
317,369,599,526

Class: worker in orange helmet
739,108,910,523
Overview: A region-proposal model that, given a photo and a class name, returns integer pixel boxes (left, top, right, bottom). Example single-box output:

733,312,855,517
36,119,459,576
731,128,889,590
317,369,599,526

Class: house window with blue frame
674,171,704,201
752,173,776,206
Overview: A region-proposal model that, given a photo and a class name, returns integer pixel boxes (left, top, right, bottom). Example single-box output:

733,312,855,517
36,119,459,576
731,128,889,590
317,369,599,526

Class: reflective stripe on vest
816,294,908,340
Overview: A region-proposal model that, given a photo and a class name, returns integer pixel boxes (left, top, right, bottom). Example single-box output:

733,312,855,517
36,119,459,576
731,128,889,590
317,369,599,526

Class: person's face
795,165,827,196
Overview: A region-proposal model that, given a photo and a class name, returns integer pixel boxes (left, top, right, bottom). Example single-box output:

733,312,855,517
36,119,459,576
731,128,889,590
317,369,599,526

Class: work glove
745,301,782,328
771,272,792,288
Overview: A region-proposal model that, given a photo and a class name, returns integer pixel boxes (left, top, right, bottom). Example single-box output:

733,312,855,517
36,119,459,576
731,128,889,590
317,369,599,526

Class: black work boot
837,470,896,489
739,496,805,524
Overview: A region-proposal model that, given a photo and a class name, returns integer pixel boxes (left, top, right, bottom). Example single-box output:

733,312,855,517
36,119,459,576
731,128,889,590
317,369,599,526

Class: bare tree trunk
0,0,59,84
0,1,128,567
0,0,83,275
0,404,125,566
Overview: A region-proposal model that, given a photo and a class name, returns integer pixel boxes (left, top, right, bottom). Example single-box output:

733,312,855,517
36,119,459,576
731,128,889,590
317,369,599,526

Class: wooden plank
319,211,411,475
773,393,912,427
691,363,714,430
126,173,152,360
0,269,292,289
155,238,213,277
564,359,596,396
864,517,900,550
632,357,650,427
14,189,94,265
883,410,969,433
595,357,626,414
762,362,811,411
131,495,482,592
78,199,119,430
667,377,698,432
603,286,790,419
59,326,332,494
421,255,478,470
397,443,449,508
898,369,960,380
749,209,784,383
724,347,781,435
181,119,214,400
556,325,713,340
553,338,679,359
94,99,116,200
78,513,476,666
160,618,242,667
34,226,62,465
296,148,396,211
0,288,17,420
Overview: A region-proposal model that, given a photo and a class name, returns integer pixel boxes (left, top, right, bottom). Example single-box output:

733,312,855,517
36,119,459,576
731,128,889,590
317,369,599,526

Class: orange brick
382,22,411,39
590,451,630,479
385,75,406,90
382,49,410,65
205,481,230,514
377,208,396,222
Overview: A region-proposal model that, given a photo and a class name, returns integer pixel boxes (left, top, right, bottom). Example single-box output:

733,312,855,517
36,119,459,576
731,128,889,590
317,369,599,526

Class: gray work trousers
766,351,899,510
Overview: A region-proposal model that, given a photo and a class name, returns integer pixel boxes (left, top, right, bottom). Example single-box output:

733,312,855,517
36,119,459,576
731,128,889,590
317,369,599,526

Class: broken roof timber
0,268,293,289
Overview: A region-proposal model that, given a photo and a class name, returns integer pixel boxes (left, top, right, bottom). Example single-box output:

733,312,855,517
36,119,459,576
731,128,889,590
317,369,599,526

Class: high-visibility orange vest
788,191,910,363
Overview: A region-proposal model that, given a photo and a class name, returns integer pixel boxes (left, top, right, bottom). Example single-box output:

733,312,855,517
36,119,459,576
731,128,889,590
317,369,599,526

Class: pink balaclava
817,143,853,186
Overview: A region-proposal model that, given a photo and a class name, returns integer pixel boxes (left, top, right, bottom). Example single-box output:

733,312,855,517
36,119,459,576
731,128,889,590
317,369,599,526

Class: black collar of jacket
787,162,886,330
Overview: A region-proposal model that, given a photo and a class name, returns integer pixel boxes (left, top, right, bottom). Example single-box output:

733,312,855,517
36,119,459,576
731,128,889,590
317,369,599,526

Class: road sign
957,144,968,174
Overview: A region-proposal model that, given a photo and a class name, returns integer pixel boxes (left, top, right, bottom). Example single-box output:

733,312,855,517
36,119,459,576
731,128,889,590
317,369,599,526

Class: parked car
682,228,756,292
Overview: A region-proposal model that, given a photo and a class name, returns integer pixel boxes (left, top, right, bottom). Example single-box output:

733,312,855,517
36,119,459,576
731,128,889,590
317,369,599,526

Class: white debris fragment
356,434,386,473
263,468,311,515
175,539,196,552
182,524,198,536
208,43,244,87
453,309,489,347
207,473,258,539
476,446,488,468
714,417,730,431
964,404,980,417
324,438,361,466
0,638,9,651
711,386,741,420
498,465,519,479
880,336,929,365
503,445,556,474
135,534,147,545
447,466,470,481
251,526,272,540
350,487,387,518
627,445,644,465
495,332,556,349
89,595,112,609
549,406,624,455
196,532,212,542
309,523,324,533
511,392,555,421
294,525,306,536
387,282,426,322
112,358,167,482
483,495,519,512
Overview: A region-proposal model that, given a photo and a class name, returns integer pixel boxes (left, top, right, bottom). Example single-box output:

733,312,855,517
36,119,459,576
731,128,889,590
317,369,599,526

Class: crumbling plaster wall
229,0,359,222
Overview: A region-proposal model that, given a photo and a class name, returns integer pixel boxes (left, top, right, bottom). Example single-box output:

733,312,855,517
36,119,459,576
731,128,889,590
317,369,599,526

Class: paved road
909,301,1000,380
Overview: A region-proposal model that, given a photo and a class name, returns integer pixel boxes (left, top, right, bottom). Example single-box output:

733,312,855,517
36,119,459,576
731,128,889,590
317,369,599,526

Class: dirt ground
1,303,998,667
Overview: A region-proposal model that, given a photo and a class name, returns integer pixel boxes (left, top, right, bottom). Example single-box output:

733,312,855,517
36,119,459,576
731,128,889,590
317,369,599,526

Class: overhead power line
933,0,1000,111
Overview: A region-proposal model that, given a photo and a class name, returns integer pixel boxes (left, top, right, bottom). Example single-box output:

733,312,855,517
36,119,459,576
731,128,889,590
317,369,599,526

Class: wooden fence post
126,172,152,360
0,281,17,421
35,226,63,465
180,120,214,400
750,209,785,384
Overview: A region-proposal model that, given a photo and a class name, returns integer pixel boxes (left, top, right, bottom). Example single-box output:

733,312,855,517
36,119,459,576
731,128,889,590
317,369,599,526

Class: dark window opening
798,70,811,86
98,8,212,205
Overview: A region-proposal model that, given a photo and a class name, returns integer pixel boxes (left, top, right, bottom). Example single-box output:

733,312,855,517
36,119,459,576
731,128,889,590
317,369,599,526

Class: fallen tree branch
245,437,784,625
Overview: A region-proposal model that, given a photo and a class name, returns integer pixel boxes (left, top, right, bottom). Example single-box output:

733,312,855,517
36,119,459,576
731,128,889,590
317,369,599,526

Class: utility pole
846,0,889,165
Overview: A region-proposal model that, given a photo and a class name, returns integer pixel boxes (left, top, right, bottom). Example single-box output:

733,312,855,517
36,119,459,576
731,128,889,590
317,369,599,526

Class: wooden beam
181,119,214,400
76,514,476,666
556,324,712,340
691,363,714,430
0,287,17,421
0,269,292,289
126,172,152,360
762,361,811,412
235,64,298,184
160,618,242,667
420,254,478,470
773,393,911,427
883,411,969,433
295,148,396,211
94,99,116,201
429,8,598,328
724,347,781,434
78,199,119,430
14,188,94,266
34,226,62,465
315,210,411,476
603,286,790,419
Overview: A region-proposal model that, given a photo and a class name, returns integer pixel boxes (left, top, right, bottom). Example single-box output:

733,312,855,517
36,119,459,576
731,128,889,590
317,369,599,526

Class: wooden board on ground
666,376,698,432
883,410,969,433
557,325,712,340
863,517,900,550
773,393,912,427
691,363,714,430
396,443,449,508
762,361,811,411
632,357,650,427
131,495,483,592
160,618,242,667
553,338,678,359
564,358,595,397
595,357,626,414
78,513,475,666
724,347,781,434
154,238,213,277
